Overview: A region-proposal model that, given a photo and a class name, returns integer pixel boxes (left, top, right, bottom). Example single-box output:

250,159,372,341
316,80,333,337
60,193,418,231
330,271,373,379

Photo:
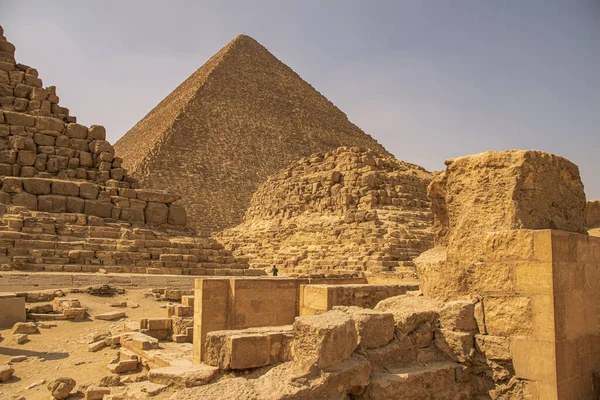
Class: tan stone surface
115,35,390,234
428,150,585,265
292,310,358,370
217,147,433,276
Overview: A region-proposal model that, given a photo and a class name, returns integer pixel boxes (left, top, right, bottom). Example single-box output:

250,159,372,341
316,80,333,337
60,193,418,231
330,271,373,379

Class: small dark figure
272,265,279,277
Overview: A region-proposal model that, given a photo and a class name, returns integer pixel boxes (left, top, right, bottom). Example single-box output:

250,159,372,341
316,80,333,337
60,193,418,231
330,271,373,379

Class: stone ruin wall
115,34,390,235
0,25,250,276
415,150,599,399
217,146,434,276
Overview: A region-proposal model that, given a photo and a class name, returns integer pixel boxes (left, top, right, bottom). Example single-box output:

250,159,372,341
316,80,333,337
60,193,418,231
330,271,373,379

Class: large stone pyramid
115,35,389,234
0,25,250,276
216,147,434,276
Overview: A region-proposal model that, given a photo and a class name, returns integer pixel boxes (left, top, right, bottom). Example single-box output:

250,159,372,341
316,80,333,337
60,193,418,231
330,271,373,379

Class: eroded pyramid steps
217,147,434,276
115,34,389,234
0,25,248,276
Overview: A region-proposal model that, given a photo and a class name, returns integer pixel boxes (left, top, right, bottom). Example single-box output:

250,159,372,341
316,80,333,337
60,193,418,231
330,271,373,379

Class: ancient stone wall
415,150,598,399
0,25,248,275
217,147,434,276
115,34,390,234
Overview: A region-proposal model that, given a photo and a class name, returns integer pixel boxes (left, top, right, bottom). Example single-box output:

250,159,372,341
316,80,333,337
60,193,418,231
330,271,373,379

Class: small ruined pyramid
115,34,390,234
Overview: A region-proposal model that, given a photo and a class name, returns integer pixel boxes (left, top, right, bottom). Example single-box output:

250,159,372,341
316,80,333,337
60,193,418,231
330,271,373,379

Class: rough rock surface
0,364,14,382
217,147,433,275
429,150,585,262
416,150,586,299
292,310,358,370
115,34,389,234
47,377,76,399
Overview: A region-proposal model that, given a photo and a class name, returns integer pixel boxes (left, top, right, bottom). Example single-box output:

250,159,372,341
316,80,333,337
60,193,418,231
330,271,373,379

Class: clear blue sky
2,1,599,198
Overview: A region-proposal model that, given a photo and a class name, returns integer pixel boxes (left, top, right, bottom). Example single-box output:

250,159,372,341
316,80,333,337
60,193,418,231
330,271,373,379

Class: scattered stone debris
13,333,28,344
12,321,39,334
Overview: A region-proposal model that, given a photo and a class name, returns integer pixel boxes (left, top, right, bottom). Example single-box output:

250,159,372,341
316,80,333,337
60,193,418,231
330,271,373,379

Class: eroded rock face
416,150,587,300
429,150,585,263
47,377,76,399
217,147,433,276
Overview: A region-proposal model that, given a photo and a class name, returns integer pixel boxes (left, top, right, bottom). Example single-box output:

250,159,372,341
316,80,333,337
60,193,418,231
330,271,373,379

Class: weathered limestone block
434,329,474,362
38,194,67,213
374,295,441,335
65,123,88,139
204,326,293,370
36,116,64,133
17,150,36,166
439,300,477,332
474,334,511,360
34,132,55,146
12,192,37,209
47,377,76,399
292,310,358,369
428,150,585,263
88,125,106,140
79,182,99,199
145,202,168,225
483,296,532,336
84,200,112,218
52,180,79,196
121,207,145,223
335,306,395,349
5,110,34,126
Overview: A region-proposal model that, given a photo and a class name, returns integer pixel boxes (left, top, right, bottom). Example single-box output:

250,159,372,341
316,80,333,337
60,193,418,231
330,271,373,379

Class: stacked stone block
217,147,434,276
0,25,248,276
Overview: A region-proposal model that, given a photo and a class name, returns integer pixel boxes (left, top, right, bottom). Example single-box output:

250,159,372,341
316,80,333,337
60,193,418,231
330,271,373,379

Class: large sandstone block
0,295,26,328
335,306,395,349
292,310,358,369
428,150,585,264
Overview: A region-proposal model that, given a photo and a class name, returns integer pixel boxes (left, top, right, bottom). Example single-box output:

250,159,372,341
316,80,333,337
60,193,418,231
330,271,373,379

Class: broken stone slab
0,364,15,382
10,355,27,362
13,333,28,344
439,300,477,332
12,321,39,334
85,386,111,400
374,295,441,335
107,359,139,374
334,306,395,349
148,364,219,388
95,311,126,321
120,332,160,352
292,310,358,370
89,340,107,352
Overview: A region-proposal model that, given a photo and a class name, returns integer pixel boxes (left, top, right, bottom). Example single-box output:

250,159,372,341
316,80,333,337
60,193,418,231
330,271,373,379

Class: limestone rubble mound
216,147,434,276
114,34,389,234
0,25,250,276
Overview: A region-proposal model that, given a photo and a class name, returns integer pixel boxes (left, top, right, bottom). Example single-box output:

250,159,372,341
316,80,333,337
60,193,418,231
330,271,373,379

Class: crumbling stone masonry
115,34,389,234
217,147,434,276
0,25,249,275
587,200,600,237
416,150,599,399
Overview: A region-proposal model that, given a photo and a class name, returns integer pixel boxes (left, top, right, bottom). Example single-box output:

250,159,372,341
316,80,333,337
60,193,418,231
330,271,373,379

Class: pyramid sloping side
114,38,237,175
115,35,390,233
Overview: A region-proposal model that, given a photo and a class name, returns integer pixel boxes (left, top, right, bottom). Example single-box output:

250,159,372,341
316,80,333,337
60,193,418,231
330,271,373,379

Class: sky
1,1,599,198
